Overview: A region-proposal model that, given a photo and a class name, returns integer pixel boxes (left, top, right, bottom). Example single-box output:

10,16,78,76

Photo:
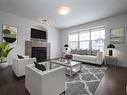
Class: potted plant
0,42,13,68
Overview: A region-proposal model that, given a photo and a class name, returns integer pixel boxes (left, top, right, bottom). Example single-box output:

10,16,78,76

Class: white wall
60,13,127,67
47,26,61,58
0,11,61,64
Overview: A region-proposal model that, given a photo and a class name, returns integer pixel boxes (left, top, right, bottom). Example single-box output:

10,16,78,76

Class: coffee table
50,58,82,77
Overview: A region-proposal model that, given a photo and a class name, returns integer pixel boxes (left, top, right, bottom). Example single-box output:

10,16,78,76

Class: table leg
80,64,82,72
104,57,107,66
70,67,72,77
116,57,117,67
49,61,52,69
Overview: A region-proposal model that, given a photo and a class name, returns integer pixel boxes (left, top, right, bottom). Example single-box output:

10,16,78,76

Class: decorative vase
0,62,8,68
65,54,73,59
65,54,73,63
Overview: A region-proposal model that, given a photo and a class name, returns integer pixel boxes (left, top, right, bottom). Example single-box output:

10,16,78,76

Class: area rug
65,63,107,95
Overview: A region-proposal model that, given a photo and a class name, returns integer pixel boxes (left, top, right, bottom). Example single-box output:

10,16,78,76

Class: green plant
0,42,13,63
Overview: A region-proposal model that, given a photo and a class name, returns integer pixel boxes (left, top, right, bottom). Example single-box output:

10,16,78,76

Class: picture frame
110,27,125,44
2,24,18,43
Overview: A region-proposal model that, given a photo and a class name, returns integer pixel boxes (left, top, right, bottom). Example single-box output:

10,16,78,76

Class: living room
0,0,127,95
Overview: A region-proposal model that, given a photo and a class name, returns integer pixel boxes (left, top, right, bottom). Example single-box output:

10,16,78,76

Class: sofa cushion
72,54,96,61
34,61,46,71
82,55,96,61
72,54,81,59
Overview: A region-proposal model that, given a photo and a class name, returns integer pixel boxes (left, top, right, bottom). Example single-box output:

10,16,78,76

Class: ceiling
0,0,127,29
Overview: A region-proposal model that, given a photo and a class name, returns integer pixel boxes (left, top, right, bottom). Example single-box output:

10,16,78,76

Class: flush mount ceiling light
58,6,70,15
41,19,50,26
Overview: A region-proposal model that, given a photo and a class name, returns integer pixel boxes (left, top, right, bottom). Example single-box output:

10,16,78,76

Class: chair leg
63,91,65,95
25,88,30,95
60,91,65,95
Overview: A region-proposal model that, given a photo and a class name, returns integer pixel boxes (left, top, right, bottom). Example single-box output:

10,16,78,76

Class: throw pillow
73,49,87,55
71,49,76,54
83,49,87,55
92,49,99,56
17,55,24,59
76,49,81,55
34,61,46,71
65,54,73,59
86,49,92,55
78,49,85,55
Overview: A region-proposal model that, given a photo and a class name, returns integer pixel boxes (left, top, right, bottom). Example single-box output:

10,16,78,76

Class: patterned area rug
65,63,107,95
42,61,107,95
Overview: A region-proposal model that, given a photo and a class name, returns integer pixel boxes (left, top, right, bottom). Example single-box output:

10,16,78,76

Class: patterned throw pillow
83,49,87,55
71,49,76,54
86,49,92,55
76,49,87,55
76,49,80,54
80,49,84,55
92,49,99,56
76,49,81,55
80,49,87,55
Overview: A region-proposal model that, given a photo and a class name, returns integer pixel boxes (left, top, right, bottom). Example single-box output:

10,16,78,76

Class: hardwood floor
0,66,25,95
0,65,127,95
95,67,127,95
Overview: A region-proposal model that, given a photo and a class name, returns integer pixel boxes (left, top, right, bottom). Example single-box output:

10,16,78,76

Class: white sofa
25,63,65,95
12,57,36,77
72,51,103,65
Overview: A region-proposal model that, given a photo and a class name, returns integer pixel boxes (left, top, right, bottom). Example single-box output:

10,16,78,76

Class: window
91,28,105,51
69,27,105,51
69,33,78,49
79,30,90,49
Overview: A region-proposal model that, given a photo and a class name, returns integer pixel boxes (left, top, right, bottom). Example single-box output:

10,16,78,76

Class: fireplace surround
25,41,50,62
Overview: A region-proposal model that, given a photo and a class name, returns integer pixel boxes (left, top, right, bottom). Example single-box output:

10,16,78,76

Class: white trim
69,25,105,34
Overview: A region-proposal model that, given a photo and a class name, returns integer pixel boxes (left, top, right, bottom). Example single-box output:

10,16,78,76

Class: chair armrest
12,58,19,76
14,58,36,64
15,57,36,61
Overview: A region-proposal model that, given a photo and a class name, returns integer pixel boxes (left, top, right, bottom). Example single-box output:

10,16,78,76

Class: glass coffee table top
50,58,80,66
50,58,82,76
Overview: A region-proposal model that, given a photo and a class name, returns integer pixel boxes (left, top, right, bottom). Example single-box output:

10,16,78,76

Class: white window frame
68,26,105,51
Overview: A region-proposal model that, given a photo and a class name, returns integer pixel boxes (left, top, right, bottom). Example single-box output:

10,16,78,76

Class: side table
104,55,117,67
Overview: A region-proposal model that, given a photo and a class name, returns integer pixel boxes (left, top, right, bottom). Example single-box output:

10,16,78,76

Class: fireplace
25,41,50,62
32,47,47,62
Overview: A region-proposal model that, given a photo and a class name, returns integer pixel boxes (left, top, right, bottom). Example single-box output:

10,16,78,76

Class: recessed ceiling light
58,6,70,15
